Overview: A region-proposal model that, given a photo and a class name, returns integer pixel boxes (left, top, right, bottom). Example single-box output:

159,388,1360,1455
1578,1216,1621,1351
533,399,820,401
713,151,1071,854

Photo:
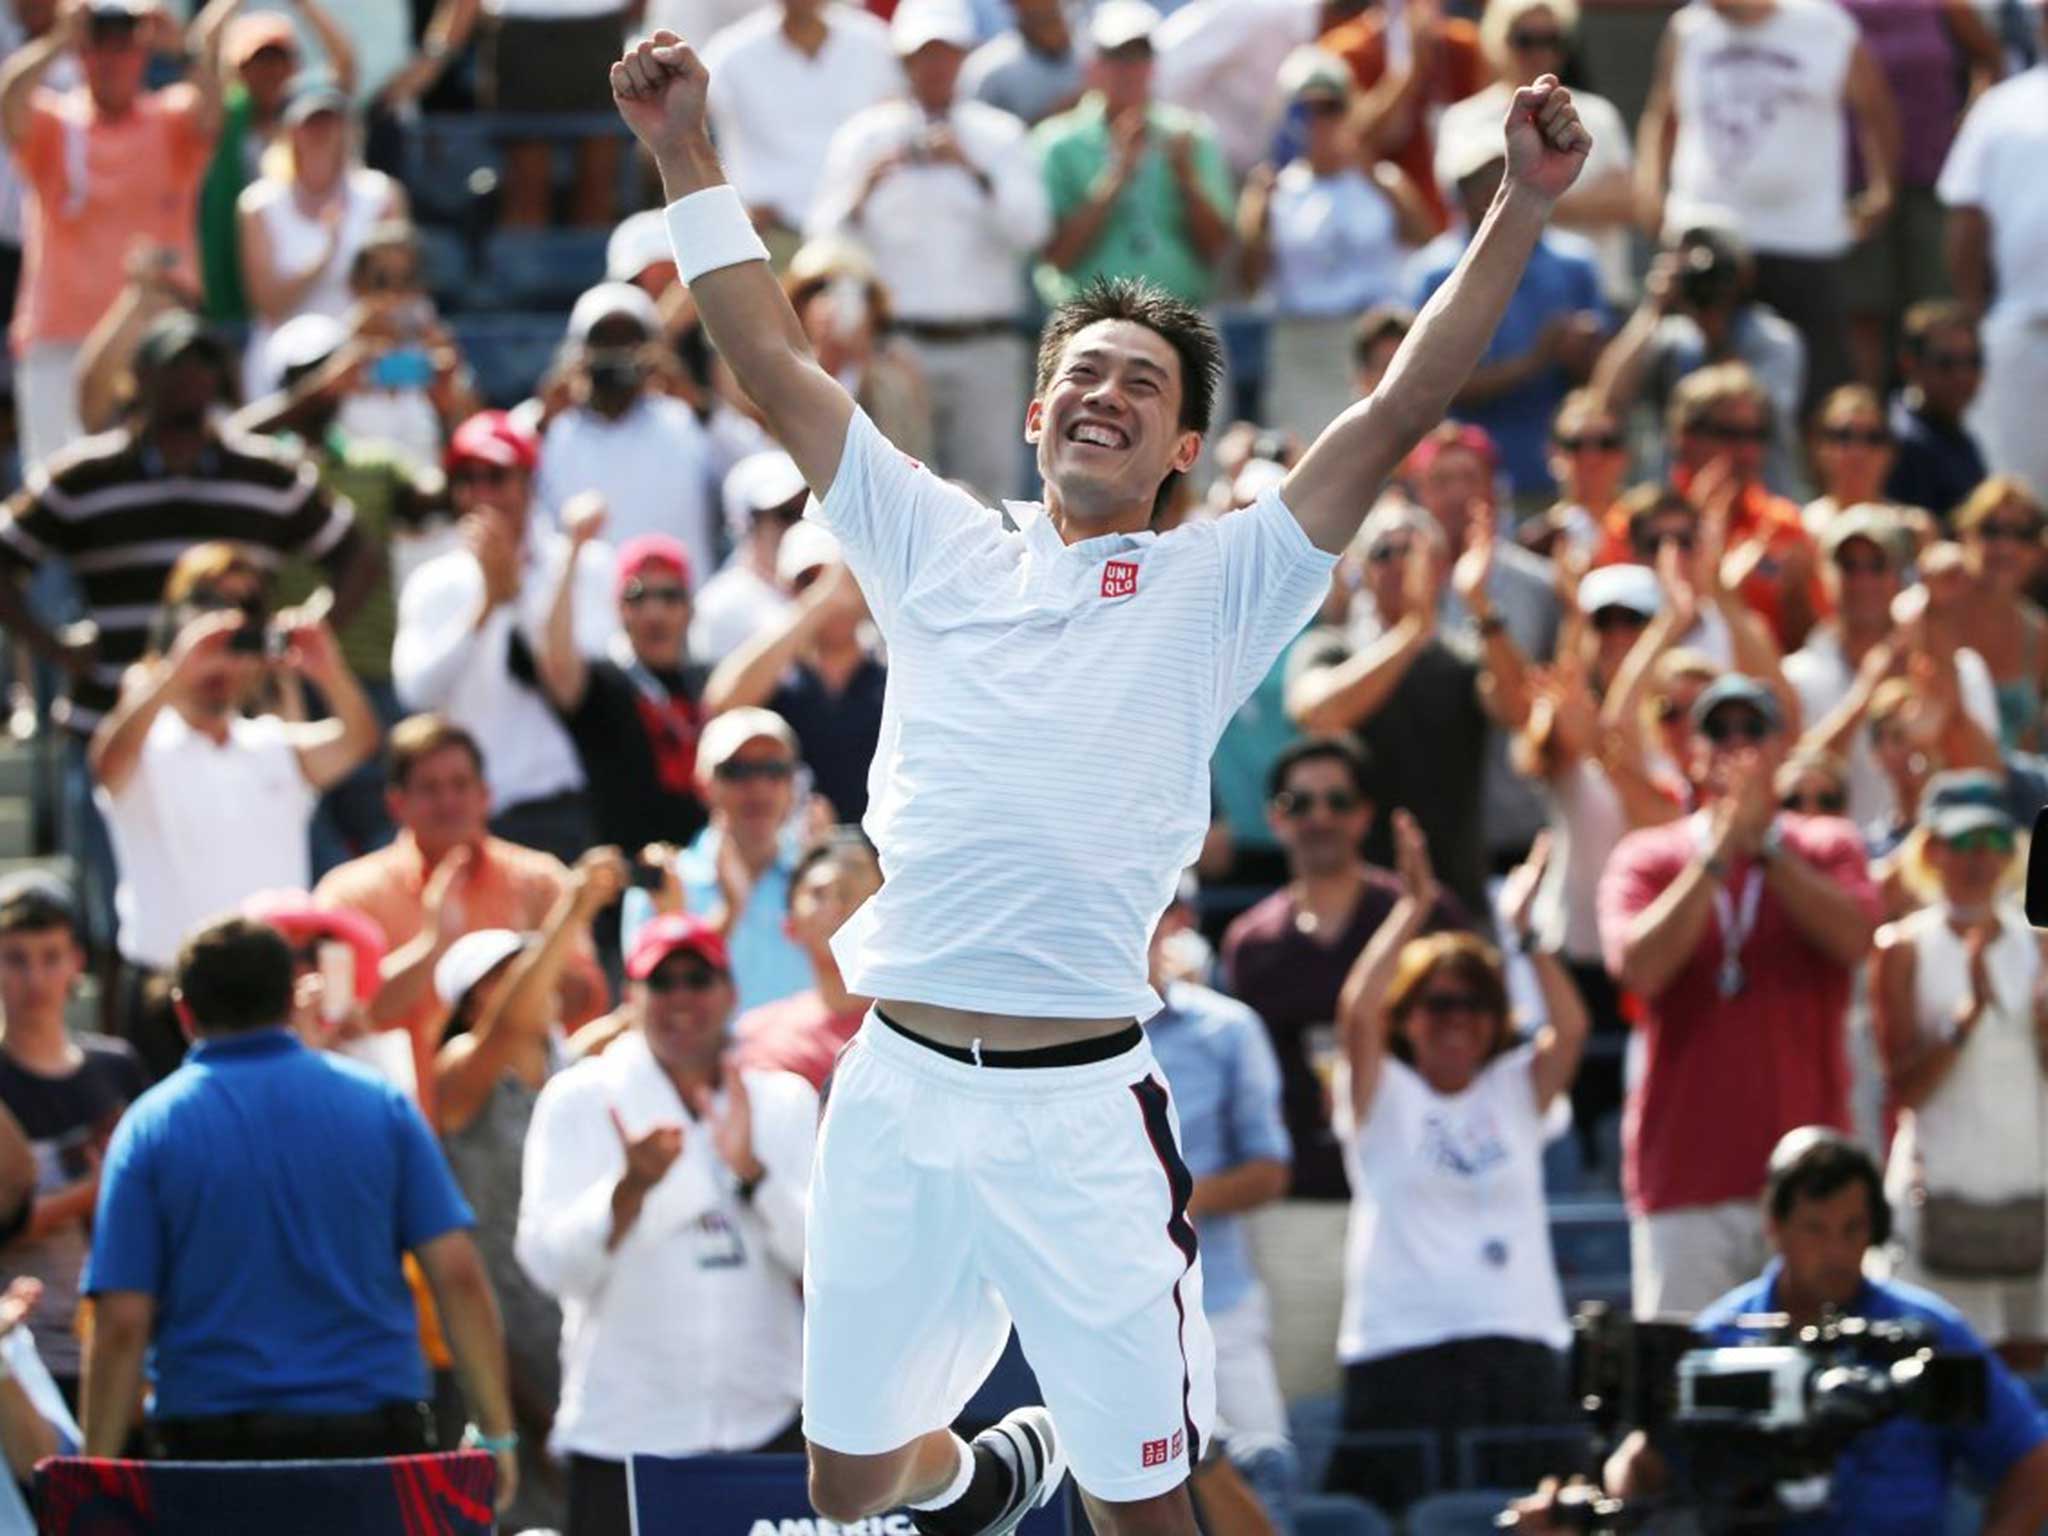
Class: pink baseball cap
616,534,694,600
626,912,732,981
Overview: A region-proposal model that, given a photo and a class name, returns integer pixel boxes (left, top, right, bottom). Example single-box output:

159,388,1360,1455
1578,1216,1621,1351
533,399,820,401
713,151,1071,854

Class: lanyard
1713,868,1764,998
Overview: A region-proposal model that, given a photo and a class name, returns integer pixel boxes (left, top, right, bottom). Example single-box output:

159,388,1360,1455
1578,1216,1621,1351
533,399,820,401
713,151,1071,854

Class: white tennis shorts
802,1011,1216,1503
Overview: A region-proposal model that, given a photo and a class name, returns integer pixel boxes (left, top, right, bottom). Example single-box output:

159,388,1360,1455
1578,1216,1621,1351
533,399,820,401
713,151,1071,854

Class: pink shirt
12,84,211,353
734,990,863,1095
1597,813,1879,1215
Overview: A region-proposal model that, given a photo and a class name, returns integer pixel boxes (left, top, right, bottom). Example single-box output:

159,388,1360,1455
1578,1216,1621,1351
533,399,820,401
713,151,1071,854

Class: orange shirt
1593,480,1828,651
12,84,212,353
1319,14,1488,234
313,832,609,1125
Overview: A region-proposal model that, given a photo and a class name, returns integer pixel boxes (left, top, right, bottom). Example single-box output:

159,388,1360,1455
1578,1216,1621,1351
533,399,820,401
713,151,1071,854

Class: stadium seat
1291,1492,1395,1536
399,116,500,225
1550,1199,1633,1308
1404,1489,1522,1536
1454,1424,1595,1492
1289,1395,1343,1490
451,314,566,408
476,227,613,310
35,1453,495,1535
413,226,473,310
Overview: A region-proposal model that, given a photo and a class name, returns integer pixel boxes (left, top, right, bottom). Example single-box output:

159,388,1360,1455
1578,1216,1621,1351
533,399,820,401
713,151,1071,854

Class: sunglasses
1976,520,2041,544
1633,528,1696,556
1701,713,1774,745
1693,422,1770,444
1591,605,1650,632
1926,349,1983,372
1820,426,1890,448
1507,27,1565,50
713,758,795,783
358,268,421,294
1274,788,1364,818
450,462,520,487
1832,552,1891,576
1944,828,2016,855
643,963,725,994
1782,790,1846,814
1556,431,1623,453
623,582,688,608
1414,990,1494,1019
1367,541,1413,565
1301,97,1347,118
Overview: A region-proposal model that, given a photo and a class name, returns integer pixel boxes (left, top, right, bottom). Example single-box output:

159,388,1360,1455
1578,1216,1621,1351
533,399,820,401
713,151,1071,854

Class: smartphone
629,859,668,892
371,346,435,391
317,940,355,1026
227,625,265,656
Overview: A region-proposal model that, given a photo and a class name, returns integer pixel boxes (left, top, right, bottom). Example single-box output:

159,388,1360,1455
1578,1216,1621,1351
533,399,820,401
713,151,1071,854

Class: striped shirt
0,426,357,733
818,408,1336,1021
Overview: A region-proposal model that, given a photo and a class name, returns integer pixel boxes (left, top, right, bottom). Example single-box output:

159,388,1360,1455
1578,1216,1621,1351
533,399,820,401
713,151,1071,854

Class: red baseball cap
616,534,694,601
1407,422,1500,479
240,892,388,1003
445,411,539,476
626,912,731,982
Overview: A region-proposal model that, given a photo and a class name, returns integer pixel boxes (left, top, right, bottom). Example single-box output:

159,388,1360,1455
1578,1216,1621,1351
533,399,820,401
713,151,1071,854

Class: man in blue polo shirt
1567,1128,2048,1535
79,916,519,1511
1147,890,1295,1530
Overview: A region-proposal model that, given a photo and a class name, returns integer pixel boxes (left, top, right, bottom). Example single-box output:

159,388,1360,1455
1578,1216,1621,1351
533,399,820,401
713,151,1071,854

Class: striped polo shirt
818,408,1336,1022
0,425,356,733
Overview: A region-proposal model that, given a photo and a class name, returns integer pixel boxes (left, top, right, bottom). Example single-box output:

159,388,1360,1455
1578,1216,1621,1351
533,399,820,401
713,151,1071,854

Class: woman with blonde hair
1326,812,1586,1509
1436,0,1635,302
1801,384,1906,542
1952,477,2048,752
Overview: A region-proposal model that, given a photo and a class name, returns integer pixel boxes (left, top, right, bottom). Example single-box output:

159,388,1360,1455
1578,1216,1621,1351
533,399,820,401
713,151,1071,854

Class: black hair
0,888,80,945
1766,1131,1892,1247
1267,736,1372,804
173,917,296,1034
1034,277,1223,517
785,826,880,913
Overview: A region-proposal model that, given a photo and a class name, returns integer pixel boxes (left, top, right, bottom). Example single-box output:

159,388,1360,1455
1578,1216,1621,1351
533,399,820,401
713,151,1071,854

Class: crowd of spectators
0,0,2037,1531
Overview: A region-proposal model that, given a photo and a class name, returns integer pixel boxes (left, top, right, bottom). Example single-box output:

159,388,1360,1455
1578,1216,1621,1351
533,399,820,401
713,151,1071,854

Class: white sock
907,1432,977,1511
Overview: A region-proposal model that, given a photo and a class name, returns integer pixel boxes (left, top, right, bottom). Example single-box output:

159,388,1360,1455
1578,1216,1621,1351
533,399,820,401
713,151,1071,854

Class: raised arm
0,5,77,150
536,496,605,713
1282,78,1591,554
613,34,852,495
1335,809,1435,1123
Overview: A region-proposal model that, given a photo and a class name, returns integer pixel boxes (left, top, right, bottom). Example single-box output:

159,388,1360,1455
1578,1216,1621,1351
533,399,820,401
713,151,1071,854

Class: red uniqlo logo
1102,560,1139,598
1142,1438,1170,1468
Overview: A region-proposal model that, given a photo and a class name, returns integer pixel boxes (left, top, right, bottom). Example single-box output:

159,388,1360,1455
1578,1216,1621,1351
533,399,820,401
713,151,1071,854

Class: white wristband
665,185,771,286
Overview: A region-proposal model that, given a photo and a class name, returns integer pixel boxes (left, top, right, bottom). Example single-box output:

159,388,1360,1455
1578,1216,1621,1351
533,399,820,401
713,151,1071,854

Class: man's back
85,1029,472,1418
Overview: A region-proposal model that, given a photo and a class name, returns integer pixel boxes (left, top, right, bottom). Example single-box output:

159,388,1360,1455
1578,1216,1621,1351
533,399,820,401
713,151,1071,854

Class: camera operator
1517,1129,2048,1535
1590,226,1806,497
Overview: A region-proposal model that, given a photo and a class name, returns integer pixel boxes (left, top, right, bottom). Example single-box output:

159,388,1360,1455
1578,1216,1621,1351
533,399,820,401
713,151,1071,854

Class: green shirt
1032,96,1233,309
196,87,255,324
273,429,431,685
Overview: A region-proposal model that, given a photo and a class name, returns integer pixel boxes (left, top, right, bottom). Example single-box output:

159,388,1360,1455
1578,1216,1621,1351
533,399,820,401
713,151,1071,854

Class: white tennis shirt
816,409,1336,1020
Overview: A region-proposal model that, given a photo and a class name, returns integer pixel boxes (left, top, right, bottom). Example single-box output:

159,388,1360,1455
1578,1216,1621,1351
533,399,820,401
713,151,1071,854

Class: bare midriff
877,999,1140,1051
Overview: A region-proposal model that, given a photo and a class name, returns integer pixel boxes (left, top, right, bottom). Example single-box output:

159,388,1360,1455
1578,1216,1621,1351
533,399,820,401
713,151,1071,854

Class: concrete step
0,854,75,890
0,743,34,800
0,801,31,860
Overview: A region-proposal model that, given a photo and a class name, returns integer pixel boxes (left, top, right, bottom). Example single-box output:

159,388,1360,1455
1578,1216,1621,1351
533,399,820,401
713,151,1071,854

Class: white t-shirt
808,98,1051,323
535,395,718,581
1154,0,1324,174
1783,628,2000,827
1937,65,2048,321
690,558,790,663
1664,0,1859,258
392,530,618,812
1337,1045,1570,1364
703,4,903,228
1264,163,1408,320
99,710,316,970
816,408,1336,1020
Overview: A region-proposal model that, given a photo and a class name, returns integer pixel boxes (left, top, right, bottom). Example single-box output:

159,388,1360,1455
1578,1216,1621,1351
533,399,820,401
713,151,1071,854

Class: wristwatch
1760,821,1788,864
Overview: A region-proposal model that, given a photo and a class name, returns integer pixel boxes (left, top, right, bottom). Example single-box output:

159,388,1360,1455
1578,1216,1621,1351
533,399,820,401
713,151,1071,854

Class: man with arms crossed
611,32,1590,1536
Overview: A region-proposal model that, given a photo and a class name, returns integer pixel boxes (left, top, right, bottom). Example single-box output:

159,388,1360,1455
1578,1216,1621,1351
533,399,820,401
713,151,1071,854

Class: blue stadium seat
1405,1489,1522,1536
1292,1492,1395,1536
399,116,499,224
451,314,566,408
477,227,612,310
413,226,472,309
1289,1394,1343,1491
1454,1424,1594,1492
1550,1199,1632,1308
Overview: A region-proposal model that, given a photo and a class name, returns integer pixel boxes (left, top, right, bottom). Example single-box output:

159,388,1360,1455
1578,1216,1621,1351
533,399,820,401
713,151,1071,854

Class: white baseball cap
433,929,527,1011
722,451,810,529
1577,563,1662,620
566,281,661,345
605,209,673,286
266,312,346,381
1090,0,1162,51
697,707,800,781
776,519,844,587
892,0,977,53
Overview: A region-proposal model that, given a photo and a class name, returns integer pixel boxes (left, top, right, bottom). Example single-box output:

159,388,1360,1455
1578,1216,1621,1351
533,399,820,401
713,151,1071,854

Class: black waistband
876,1008,1142,1068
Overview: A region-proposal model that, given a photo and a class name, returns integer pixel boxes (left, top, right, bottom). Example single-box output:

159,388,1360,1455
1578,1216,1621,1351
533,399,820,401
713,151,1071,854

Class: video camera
1558,1303,1987,1532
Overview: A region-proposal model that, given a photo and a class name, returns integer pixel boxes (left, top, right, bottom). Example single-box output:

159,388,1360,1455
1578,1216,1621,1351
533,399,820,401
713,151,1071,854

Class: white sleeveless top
1337,1044,1570,1363
240,166,397,399
1884,903,2048,1205
1664,0,1858,258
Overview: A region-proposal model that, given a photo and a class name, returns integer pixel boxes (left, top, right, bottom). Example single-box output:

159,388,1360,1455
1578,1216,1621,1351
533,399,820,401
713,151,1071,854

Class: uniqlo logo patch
1101,560,1139,598
1142,1437,1170,1468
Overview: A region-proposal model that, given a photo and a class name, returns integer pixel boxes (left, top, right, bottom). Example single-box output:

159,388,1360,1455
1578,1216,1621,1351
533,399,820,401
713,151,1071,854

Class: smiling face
1927,827,2015,907
1268,752,1373,881
1395,954,1505,1096
1812,396,1893,503
1827,534,1898,630
619,561,690,669
1028,319,1201,528
387,742,491,857
637,951,734,1076
1678,394,1770,484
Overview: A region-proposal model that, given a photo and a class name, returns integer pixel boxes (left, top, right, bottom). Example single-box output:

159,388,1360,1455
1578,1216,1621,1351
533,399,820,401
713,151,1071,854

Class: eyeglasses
1820,426,1890,448
643,963,725,994
450,463,519,488
1926,349,1983,372
1367,541,1413,565
1943,828,2015,856
623,583,689,607
1555,431,1623,453
1781,790,1846,814
1414,990,1494,1019
1273,788,1364,818
713,759,795,783
1591,606,1650,632
1975,520,2041,544
1633,528,1696,556
1701,713,1774,745
1832,552,1891,576
1693,421,1770,444
1507,27,1565,50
